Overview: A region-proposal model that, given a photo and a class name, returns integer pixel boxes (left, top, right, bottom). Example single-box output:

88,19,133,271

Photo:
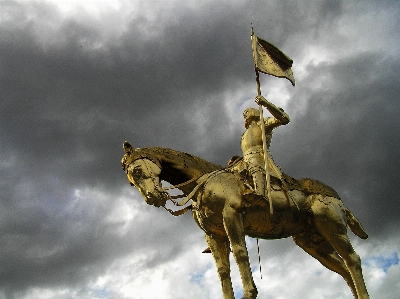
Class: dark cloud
0,0,399,298
273,52,400,234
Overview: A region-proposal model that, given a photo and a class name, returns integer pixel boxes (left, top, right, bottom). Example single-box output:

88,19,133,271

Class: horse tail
345,208,368,239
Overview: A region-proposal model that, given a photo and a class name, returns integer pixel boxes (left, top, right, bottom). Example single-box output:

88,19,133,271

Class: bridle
135,157,201,216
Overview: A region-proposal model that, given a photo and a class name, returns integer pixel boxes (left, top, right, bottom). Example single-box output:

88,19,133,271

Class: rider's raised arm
255,95,290,125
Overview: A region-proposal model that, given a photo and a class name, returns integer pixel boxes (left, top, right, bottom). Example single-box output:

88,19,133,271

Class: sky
0,0,399,298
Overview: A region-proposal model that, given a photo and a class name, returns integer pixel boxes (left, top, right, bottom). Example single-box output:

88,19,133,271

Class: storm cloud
1,0,399,298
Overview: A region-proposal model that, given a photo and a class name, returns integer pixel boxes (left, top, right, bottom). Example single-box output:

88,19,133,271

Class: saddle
226,156,341,207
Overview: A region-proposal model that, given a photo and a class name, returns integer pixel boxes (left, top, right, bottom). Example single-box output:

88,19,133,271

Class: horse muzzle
145,191,168,207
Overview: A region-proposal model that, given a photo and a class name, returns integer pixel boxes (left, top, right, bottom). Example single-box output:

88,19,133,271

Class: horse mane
126,147,223,186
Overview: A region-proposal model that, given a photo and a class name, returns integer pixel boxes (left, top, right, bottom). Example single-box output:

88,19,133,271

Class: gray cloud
1,0,399,298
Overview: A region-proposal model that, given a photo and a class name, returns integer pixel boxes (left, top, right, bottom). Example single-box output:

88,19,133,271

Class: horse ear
123,141,134,153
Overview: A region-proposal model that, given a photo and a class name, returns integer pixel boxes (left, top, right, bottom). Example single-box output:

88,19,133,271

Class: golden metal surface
121,143,370,299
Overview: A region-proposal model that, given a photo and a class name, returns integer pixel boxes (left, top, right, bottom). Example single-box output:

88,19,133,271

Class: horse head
125,157,168,208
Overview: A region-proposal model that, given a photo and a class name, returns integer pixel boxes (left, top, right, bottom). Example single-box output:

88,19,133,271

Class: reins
127,153,226,217
162,171,218,216
161,176,200,192
162,169,226,216
137,156,206,216
161,178,199,217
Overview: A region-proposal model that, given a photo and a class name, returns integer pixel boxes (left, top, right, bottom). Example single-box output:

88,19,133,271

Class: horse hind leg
293,232,357,298
311,196,369,299
205,234,235,299
326,232,369,299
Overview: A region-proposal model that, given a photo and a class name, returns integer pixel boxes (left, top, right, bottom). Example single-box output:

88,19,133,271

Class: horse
121,142,369,299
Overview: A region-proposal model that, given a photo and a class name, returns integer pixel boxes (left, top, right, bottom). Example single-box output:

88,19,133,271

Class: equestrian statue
121,97,369,299
120,29,370,299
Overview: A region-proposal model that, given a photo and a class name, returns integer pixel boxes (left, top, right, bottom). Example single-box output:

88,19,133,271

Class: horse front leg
205,233,235,299
222,202,257,299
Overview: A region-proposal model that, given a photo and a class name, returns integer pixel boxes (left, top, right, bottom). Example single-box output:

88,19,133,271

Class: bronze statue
241,95,290,203
121,143,370,299
120,26,370,299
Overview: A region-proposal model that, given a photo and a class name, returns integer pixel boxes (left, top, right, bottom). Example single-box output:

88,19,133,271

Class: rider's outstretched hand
255,95,268,107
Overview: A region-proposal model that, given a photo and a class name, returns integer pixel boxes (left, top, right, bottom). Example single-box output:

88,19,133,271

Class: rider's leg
251,169,266,197
267,159,299,209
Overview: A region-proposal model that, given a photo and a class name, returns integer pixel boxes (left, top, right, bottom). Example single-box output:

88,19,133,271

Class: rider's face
243,109,257,128
243,111,250,128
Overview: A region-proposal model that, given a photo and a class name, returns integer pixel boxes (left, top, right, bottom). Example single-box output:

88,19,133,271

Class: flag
251,33,295,86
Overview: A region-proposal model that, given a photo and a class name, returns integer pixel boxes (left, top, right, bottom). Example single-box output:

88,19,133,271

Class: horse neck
139,147,222,193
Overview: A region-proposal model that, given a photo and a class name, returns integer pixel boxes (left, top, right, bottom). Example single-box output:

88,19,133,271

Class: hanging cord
256,238,262,279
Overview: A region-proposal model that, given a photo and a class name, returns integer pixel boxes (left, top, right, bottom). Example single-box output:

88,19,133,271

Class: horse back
284,174,341,200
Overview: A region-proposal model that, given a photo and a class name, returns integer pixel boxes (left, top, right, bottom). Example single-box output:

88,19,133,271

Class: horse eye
131,167,143,180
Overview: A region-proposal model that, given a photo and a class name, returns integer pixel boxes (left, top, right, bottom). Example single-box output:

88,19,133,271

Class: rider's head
243,108,260,128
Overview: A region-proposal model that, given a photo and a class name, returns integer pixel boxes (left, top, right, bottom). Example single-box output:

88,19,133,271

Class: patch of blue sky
314,269,323,276
364,251,399,273
234,287,244,299
190,271,213,299
94,287,113,299
190,270,206,284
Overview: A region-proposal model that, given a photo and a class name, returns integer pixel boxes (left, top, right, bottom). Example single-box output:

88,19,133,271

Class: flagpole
251,26,273,214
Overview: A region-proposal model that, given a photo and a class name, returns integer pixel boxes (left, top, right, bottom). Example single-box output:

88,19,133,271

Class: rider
203,95,291,254
241,95,290,200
